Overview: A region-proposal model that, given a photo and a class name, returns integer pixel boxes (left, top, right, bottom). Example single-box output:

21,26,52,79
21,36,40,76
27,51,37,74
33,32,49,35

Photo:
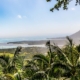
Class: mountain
44,30,80,45
69,30,80,39
68,30,80,45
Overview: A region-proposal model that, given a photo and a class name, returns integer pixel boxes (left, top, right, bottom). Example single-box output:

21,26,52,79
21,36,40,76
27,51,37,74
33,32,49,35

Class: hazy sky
0,0,80,38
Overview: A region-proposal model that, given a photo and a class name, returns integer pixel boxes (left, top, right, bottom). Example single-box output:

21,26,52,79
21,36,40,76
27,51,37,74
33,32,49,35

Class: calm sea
0,37,64,49
0,38,46,49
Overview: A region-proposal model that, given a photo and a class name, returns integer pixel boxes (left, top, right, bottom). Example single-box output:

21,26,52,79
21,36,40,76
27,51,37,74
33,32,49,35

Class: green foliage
46,0,80,11
14,73,22,80
76,44,80,53
31,71,47,80
1,39,80,80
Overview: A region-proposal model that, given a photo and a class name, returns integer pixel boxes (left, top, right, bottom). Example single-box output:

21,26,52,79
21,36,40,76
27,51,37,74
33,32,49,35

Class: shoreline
0,39,68,49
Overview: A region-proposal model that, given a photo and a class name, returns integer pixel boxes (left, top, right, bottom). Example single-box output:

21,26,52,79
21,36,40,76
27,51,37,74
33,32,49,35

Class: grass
0,52,33,58
0,53,14,58
0,52,32,65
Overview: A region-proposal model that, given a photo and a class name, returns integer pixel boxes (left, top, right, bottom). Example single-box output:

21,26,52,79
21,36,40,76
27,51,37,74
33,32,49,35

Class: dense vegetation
0,37,80,80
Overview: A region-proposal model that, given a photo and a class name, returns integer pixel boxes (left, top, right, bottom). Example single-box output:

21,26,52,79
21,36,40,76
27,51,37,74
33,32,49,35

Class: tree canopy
46,0,80,12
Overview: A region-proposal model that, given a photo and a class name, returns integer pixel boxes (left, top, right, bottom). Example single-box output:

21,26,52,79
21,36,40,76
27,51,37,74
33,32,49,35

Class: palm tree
50,36,80,80
0,46,22,80
30,41,57,79
76,44,80,53
28,37,80,80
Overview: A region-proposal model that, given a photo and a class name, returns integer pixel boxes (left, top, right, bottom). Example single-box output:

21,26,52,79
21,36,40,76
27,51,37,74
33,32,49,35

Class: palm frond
33,54,49,64
50,62,71,78
31,71,47,80
14,46,22,57
4,74,14,80
52,45,72,66
0,55,10,67
66,36,73,47
14,73,22,80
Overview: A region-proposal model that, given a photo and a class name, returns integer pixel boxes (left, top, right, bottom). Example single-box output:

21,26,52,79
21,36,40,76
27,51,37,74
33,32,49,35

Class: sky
0,0,80,39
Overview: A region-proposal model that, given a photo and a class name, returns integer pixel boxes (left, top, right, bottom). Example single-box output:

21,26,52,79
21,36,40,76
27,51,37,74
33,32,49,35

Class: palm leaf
50,62,71,78
0,55,10,67
52,45,72,66
33,54,49,64
14,73,22,80
31,71,47,80
4,74,14,80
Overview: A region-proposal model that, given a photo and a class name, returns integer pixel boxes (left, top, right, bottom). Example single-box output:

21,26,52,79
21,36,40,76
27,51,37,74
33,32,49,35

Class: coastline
0,39,67,49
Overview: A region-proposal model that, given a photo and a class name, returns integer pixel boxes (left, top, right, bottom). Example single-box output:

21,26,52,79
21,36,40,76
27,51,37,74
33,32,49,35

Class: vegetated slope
0,47,48,54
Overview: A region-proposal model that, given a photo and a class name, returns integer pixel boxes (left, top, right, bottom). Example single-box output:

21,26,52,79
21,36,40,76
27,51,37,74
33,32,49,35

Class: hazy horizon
0,33,71,39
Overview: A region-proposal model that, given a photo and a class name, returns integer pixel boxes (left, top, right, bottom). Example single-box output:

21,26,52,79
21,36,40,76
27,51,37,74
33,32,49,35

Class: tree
46,0,80,12
49,36,80,80
26,37,80,80
0,46,23,80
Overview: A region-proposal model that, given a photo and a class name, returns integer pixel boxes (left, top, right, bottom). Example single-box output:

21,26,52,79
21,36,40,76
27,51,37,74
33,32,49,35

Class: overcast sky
0,0,80,38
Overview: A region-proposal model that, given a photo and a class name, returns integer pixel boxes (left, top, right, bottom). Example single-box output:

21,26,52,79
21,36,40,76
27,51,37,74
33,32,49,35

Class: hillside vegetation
0,37,80,80
0,47,47,54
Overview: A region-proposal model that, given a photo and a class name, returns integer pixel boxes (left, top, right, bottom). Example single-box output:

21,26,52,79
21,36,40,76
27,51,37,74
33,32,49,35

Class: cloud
17,15,27,19
71,7,75,11
17,15,22,19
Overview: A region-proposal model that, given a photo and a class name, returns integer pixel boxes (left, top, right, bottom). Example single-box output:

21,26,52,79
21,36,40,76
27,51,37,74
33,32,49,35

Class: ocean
0,37,65,49
0,38,46,49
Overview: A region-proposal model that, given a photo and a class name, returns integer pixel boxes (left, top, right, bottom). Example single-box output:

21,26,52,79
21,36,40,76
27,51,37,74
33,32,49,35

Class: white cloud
17,15,27,19
17,15,22,19
71,7,75,11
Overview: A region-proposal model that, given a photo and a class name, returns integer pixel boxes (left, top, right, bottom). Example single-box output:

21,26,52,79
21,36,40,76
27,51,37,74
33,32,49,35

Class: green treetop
46,0,80,11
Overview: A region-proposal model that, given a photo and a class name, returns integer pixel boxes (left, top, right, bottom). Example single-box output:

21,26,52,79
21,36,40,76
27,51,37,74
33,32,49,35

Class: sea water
0,37,64,49
0,38,46,49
